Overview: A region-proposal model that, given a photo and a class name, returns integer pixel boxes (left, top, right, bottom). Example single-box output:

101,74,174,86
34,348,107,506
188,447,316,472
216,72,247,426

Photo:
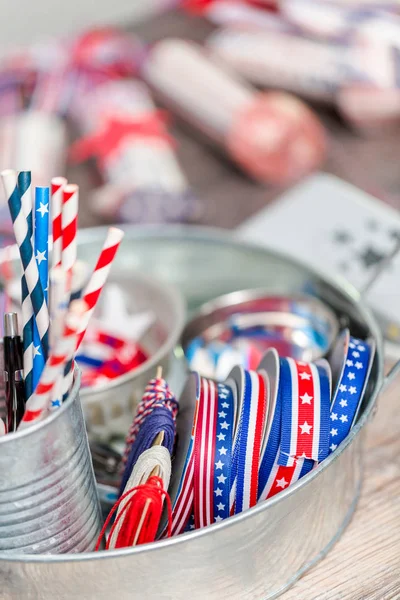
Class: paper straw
61,183,78,294
32,186,49,391
76,227,124,350
49,265,68,350
19,300,86,429
2,170,49,361
17,171,34,400
51,176,67,269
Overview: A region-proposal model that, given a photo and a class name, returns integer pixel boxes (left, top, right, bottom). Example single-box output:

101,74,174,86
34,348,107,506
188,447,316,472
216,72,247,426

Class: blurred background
0,0,400,231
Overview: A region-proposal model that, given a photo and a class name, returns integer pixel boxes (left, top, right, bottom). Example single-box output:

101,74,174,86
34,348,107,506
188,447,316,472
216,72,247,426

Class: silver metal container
181,291,340,373
0,366,102,555
0,226,391,599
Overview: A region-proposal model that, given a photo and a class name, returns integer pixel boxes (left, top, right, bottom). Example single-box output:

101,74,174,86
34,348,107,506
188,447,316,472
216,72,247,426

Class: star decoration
330,412,338,421
220,421,229,430
330,428,338,437
358,246,386,269
214,488,223,497
352,351,360,358
340,415,348,423
221,402,229,408
300,392,313,405
357,345,366,352
215,516,223,522
217,474,227,484
35,249,47,265
355,361,363,369
217,433,226,442
349,342,355,349
339,399,348,408
36,201,49,217
299,421,312,435
346,360,353,367
333,230,353,244
216,502,225,512
330,443,338,452
347,372,355,380
218,411,227,419
51,399,61,408
349,386,357,395
215,460,224,470
299,371,311,380
276,477,288,489
339,384,347,392
33,345,41,357
189,524,195,530
219,447,227,456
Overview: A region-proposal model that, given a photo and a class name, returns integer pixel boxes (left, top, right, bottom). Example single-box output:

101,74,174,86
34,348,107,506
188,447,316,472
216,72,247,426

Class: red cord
95,476,172,551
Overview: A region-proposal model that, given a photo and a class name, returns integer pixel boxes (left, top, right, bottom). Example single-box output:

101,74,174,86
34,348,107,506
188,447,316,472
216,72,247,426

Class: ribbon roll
194,379,234,528
278,358,331,467
328,330,375,454
229,367,269,514
257,350,314,501
168,373,201,536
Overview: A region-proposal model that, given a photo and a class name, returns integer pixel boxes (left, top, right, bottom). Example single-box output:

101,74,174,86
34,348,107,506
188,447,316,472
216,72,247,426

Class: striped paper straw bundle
1,167,124,430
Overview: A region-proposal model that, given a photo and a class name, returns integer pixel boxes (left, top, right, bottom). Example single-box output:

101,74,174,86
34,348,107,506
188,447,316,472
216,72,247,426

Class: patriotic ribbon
328,335,373,454
279,358,330,467
257,355,314,500
194,380,234,528
231,368,268,514
169,373,201,536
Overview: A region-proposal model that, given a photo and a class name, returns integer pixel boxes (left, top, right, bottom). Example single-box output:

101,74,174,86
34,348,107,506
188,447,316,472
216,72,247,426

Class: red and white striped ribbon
51,176,67,269
19,300,86,429
194,378,218,529
76,227,124,350
61,183,79,290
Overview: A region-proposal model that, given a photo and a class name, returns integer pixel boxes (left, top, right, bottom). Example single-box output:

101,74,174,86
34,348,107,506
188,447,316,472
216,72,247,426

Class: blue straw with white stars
32,187,49,391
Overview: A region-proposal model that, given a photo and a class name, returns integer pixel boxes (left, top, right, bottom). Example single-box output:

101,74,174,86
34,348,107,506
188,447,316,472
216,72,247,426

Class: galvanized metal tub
0,366,102,556
0,226,385,600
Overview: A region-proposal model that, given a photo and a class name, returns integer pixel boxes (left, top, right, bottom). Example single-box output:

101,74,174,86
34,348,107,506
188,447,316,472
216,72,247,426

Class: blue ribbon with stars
32,186,49,391
213,382,234,522
328,336,372,453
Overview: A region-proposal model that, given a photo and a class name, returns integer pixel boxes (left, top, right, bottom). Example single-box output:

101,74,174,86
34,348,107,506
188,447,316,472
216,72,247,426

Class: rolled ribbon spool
143,39,326,185
69,79,196,223
328,329,375,454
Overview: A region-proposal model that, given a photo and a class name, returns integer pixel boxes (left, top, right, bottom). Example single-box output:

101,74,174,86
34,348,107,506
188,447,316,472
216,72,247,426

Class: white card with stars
236,173,400,338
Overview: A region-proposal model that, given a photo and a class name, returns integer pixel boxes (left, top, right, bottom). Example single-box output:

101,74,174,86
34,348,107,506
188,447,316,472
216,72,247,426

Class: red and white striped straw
61,183,78,292
19,300,86,430
76,227,124,350
51,176,67,269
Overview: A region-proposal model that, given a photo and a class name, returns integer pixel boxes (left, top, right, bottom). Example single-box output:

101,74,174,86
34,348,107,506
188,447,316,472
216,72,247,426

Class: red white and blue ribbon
231,368,268,514
194,379,234,527
279,358,330,467
169,373,201,536
258,356,314,501
329,335,373,454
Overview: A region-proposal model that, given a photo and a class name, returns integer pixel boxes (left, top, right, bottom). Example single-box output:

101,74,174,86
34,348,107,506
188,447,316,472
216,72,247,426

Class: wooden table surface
72,9,400,599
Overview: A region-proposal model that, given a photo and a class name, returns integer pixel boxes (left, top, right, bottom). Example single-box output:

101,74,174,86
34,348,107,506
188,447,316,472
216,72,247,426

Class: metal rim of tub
0,224,384,566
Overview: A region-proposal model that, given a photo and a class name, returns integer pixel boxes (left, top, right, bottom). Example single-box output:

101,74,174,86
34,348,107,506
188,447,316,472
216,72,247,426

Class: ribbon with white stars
194,379,234,528
279,358,330,467
328,336,372,454
258,357,314,501
231,369,268,514
213,382,234,523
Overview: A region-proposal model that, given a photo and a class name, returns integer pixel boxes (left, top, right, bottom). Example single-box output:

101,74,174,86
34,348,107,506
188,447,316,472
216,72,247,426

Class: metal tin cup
0,364,102,554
